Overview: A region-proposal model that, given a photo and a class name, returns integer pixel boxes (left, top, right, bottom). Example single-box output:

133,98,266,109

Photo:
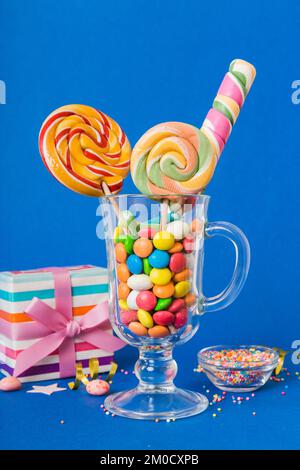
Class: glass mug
101,194,250,420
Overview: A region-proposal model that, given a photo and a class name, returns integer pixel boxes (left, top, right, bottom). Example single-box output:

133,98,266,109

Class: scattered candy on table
86,379,110,396
0,376,22,392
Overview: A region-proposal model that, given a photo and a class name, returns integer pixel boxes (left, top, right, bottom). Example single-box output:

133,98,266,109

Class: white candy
166,221,190,240
126,290,140,310
127,274,153,291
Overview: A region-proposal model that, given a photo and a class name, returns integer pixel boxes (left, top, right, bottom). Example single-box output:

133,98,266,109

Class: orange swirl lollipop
39,104,131,196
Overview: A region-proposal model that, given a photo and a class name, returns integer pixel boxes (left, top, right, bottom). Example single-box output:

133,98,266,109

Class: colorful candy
130,60,255,195
148,325,170,338
153,311,175,326
119,299,129,310
122,235,135,254
118,282,130,300
127,254,143,274
115,243,127,263
39,104,131,197
184,293,196,306
174,309,188,328
138,227,157,238
166,221,190,240
183,236,194,253
120,310,138,325
150,268,172,286
155,297,172,311
153,282,175,299
127,274,153,291
173,268,191,282
114,210,201,338
153,231,175,251
174,281,191,298
129,321,148,336
143,258,152,275
136,291,157,311
117,263,130,282
168,298,185,313
198,347,278,389
133,238,153,258
127,290,139,310
0,376,22,392
137,309,154,328
148,250,170,269
86,379,110,396
168,242,183,253
169,253,186,273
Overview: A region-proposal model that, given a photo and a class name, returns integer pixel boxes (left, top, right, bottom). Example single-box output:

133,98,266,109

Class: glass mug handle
202,221,251,313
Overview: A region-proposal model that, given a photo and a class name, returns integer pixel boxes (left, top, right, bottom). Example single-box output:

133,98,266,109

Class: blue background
0,0,300,450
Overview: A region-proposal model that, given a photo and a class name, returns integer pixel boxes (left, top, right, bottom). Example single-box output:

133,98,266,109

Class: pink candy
136,291,157,311
0,376,22,392
86,379,110,396
138,227,157,238
169,253,186,273
120,310,138,325
174,309,188,328
168,298,185,313
153,310,175,326
183,236,194,253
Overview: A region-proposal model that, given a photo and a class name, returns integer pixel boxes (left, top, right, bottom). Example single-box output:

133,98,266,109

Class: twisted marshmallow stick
131,59,256,195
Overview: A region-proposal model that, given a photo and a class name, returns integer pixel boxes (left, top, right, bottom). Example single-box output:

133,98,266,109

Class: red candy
168,298,185,313
120,310,138,325
183,236,194,253
169,253,186,273
138,227,157,239
153,310,175,326
174,308,188,328
136,291,157,311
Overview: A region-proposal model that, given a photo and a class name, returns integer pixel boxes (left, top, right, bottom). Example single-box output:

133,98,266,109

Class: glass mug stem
136,346,177,393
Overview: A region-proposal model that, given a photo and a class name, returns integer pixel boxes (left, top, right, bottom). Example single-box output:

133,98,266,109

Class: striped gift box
0,265,112,382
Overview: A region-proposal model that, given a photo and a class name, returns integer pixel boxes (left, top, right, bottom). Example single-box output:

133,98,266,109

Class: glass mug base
104,387,209,420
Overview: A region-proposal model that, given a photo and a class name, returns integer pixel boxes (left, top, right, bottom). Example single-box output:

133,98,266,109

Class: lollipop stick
101,182,120,219
160,199,169,231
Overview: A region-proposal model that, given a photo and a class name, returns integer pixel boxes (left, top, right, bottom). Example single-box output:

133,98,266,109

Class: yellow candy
153,231,175,251
137,309,154,328
119,299,129,311
174,281,191,298
150,268,172,286
114,226,122,242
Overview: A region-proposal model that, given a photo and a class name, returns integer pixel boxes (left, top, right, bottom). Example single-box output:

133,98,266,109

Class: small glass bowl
198,345,279,392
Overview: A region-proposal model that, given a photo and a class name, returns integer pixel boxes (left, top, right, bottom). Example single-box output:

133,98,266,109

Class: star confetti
27,383,67,396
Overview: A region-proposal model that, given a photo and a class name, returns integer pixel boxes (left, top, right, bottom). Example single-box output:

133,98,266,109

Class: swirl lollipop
39,104,131,197
131,59,256,195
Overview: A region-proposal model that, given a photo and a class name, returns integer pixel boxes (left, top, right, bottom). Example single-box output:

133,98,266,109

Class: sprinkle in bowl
198,345,279,392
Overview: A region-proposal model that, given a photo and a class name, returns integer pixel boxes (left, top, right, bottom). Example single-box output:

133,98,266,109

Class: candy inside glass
101,194,250,420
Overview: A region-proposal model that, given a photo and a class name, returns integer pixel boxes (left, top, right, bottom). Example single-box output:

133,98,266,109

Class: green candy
143,258,152,275
155,297,172,311
123,235,135,254
114,233,126,244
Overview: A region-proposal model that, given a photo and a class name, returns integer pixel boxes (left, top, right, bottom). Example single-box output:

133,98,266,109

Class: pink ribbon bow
13,268,125,378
